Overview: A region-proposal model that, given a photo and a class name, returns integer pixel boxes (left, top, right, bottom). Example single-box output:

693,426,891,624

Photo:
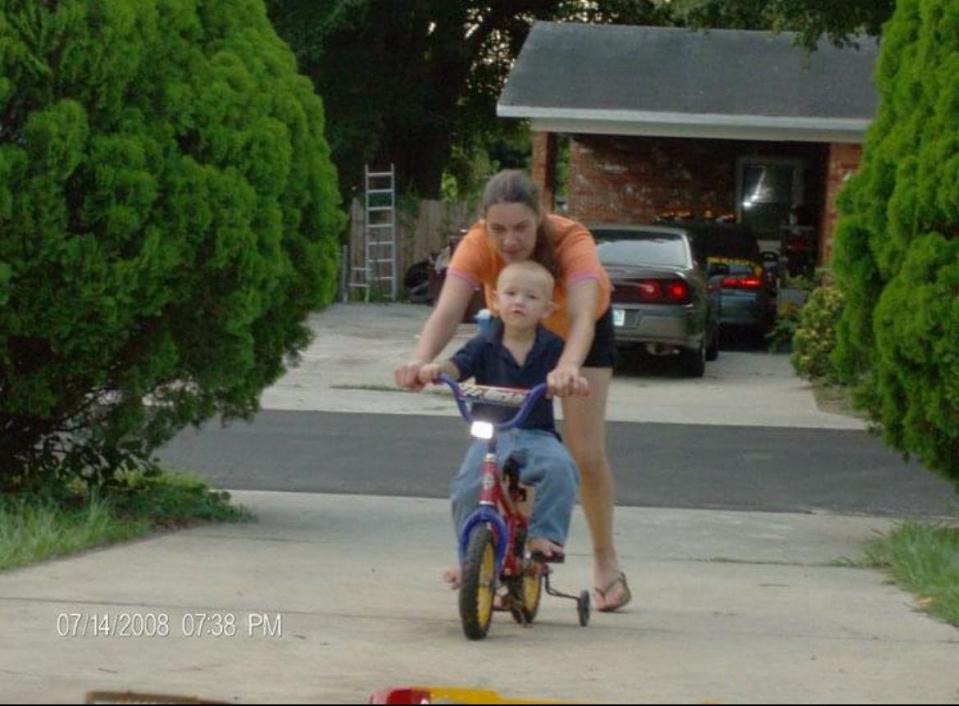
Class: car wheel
681,341,706,377
705,328,720,361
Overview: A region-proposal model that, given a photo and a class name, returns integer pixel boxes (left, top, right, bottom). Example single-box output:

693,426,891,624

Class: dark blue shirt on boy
450,317,563,433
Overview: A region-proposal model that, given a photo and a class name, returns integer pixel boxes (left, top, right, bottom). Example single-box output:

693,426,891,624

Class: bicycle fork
478,452,498,508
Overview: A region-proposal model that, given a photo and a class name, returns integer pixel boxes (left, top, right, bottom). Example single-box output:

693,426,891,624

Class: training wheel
577,589,590,627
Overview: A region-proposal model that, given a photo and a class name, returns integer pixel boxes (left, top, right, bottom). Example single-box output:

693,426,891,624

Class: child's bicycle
437,373,590,640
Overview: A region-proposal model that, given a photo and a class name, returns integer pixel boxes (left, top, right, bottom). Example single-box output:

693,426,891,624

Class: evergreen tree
832,0,959,484
265,0,676,199
0,0,343,486
266,0,894,200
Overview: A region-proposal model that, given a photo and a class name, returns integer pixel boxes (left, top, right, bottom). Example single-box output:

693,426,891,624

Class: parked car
592,226,720,377
654,220,775,335
711,260,772,332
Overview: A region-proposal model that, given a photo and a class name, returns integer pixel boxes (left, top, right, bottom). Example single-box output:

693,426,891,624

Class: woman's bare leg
562,367,630,610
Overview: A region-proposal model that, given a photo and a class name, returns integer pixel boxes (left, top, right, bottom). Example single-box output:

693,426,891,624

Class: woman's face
485,202,540,263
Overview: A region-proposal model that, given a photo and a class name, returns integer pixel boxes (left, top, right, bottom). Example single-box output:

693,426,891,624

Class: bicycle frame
437,373,548,580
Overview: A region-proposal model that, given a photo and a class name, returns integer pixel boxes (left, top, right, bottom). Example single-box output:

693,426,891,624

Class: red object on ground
368,687,432,704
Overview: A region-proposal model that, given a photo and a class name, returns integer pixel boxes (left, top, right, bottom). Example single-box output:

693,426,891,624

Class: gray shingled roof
498,23,880,143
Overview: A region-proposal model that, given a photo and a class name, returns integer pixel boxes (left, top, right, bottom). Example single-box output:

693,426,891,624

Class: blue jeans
450,428,580,547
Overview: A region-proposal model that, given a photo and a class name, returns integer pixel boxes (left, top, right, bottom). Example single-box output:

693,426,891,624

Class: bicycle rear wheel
507,570,542,625
459,524,497,640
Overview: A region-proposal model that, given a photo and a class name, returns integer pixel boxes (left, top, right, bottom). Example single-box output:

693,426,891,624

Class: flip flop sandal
594,572,632,613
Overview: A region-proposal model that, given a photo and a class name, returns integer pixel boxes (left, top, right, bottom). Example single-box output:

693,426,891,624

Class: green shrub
0,0,343,488
791,284,844,381
831,0,959,485
766,301,802,353
782,272,817,293
0,469,250,572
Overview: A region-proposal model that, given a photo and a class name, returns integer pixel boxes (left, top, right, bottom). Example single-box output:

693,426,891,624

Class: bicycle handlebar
437,373,548,432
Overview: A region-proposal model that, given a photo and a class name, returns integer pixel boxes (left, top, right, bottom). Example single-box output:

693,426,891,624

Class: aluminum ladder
351,164,397,301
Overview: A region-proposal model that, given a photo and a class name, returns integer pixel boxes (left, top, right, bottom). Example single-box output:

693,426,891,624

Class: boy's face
494,267,554,330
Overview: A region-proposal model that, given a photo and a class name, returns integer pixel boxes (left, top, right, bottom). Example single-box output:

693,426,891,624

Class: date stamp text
56,611,283,638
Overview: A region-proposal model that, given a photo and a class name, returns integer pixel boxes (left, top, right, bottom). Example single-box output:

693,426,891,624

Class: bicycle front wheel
459,524,497,640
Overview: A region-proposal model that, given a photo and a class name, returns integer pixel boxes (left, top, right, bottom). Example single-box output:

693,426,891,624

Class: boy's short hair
496,260,555,299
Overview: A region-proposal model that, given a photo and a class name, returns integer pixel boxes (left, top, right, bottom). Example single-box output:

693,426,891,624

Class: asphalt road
156,409,957,518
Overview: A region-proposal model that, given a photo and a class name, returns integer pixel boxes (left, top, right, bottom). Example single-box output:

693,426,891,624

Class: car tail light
665,280,690,303
721,276,763,290
613,278,691,304
636,280,661,300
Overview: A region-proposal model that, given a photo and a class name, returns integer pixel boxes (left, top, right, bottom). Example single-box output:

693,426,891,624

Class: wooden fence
347,198,475,298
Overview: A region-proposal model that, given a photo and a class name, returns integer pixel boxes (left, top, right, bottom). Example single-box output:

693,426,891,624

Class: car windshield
596,235,689,268
726,263,756,276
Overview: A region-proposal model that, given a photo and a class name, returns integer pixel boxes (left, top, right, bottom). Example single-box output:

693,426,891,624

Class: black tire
459,525,497,640
705,328,720,361
680,340,706,377
507,571,543,625
578,590,591,627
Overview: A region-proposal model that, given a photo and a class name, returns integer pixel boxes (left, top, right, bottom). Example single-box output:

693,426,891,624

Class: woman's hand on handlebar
546,363,590,398
396,360,453,389
416,363,445,386
395,360,427,390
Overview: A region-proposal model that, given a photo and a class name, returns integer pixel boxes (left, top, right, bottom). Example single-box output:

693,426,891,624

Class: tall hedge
831,0,959,485
0,0,343,486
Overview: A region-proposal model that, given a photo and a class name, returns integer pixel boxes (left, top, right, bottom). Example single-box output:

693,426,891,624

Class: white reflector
470,421,495,440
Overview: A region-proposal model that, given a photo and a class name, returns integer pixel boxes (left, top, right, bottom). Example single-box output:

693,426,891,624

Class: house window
736,158,804,250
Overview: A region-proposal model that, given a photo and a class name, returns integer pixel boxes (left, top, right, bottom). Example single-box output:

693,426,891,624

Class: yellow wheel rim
523,573,541,611
477,541,495,624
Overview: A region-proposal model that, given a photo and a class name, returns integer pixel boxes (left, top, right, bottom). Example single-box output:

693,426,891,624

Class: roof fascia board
498,105,869,143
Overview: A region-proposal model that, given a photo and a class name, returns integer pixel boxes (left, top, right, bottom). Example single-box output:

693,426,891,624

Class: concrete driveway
4,303,956,705
260,303,866,431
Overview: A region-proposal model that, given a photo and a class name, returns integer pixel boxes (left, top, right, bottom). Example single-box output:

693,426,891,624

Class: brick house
497,23,879,265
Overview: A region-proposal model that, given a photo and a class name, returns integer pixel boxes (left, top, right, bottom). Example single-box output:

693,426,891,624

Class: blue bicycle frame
437,373,548,574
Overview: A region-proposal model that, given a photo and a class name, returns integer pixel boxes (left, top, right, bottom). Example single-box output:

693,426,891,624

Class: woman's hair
481,170,558,277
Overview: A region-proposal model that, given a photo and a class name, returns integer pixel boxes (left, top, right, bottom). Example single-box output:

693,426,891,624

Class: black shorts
583,307,618,368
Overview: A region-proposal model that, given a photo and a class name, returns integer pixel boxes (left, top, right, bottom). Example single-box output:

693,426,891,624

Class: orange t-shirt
447,214,611,340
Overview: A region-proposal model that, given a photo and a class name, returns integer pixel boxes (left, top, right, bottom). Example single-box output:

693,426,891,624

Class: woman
394,169,631,612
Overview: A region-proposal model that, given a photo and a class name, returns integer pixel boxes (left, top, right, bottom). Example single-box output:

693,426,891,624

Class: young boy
417,260,587,577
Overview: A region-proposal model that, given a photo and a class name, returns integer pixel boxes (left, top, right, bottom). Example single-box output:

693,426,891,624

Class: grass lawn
0,471,252,573
864,521,959,627
810,379,869,420
807,380,958,627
